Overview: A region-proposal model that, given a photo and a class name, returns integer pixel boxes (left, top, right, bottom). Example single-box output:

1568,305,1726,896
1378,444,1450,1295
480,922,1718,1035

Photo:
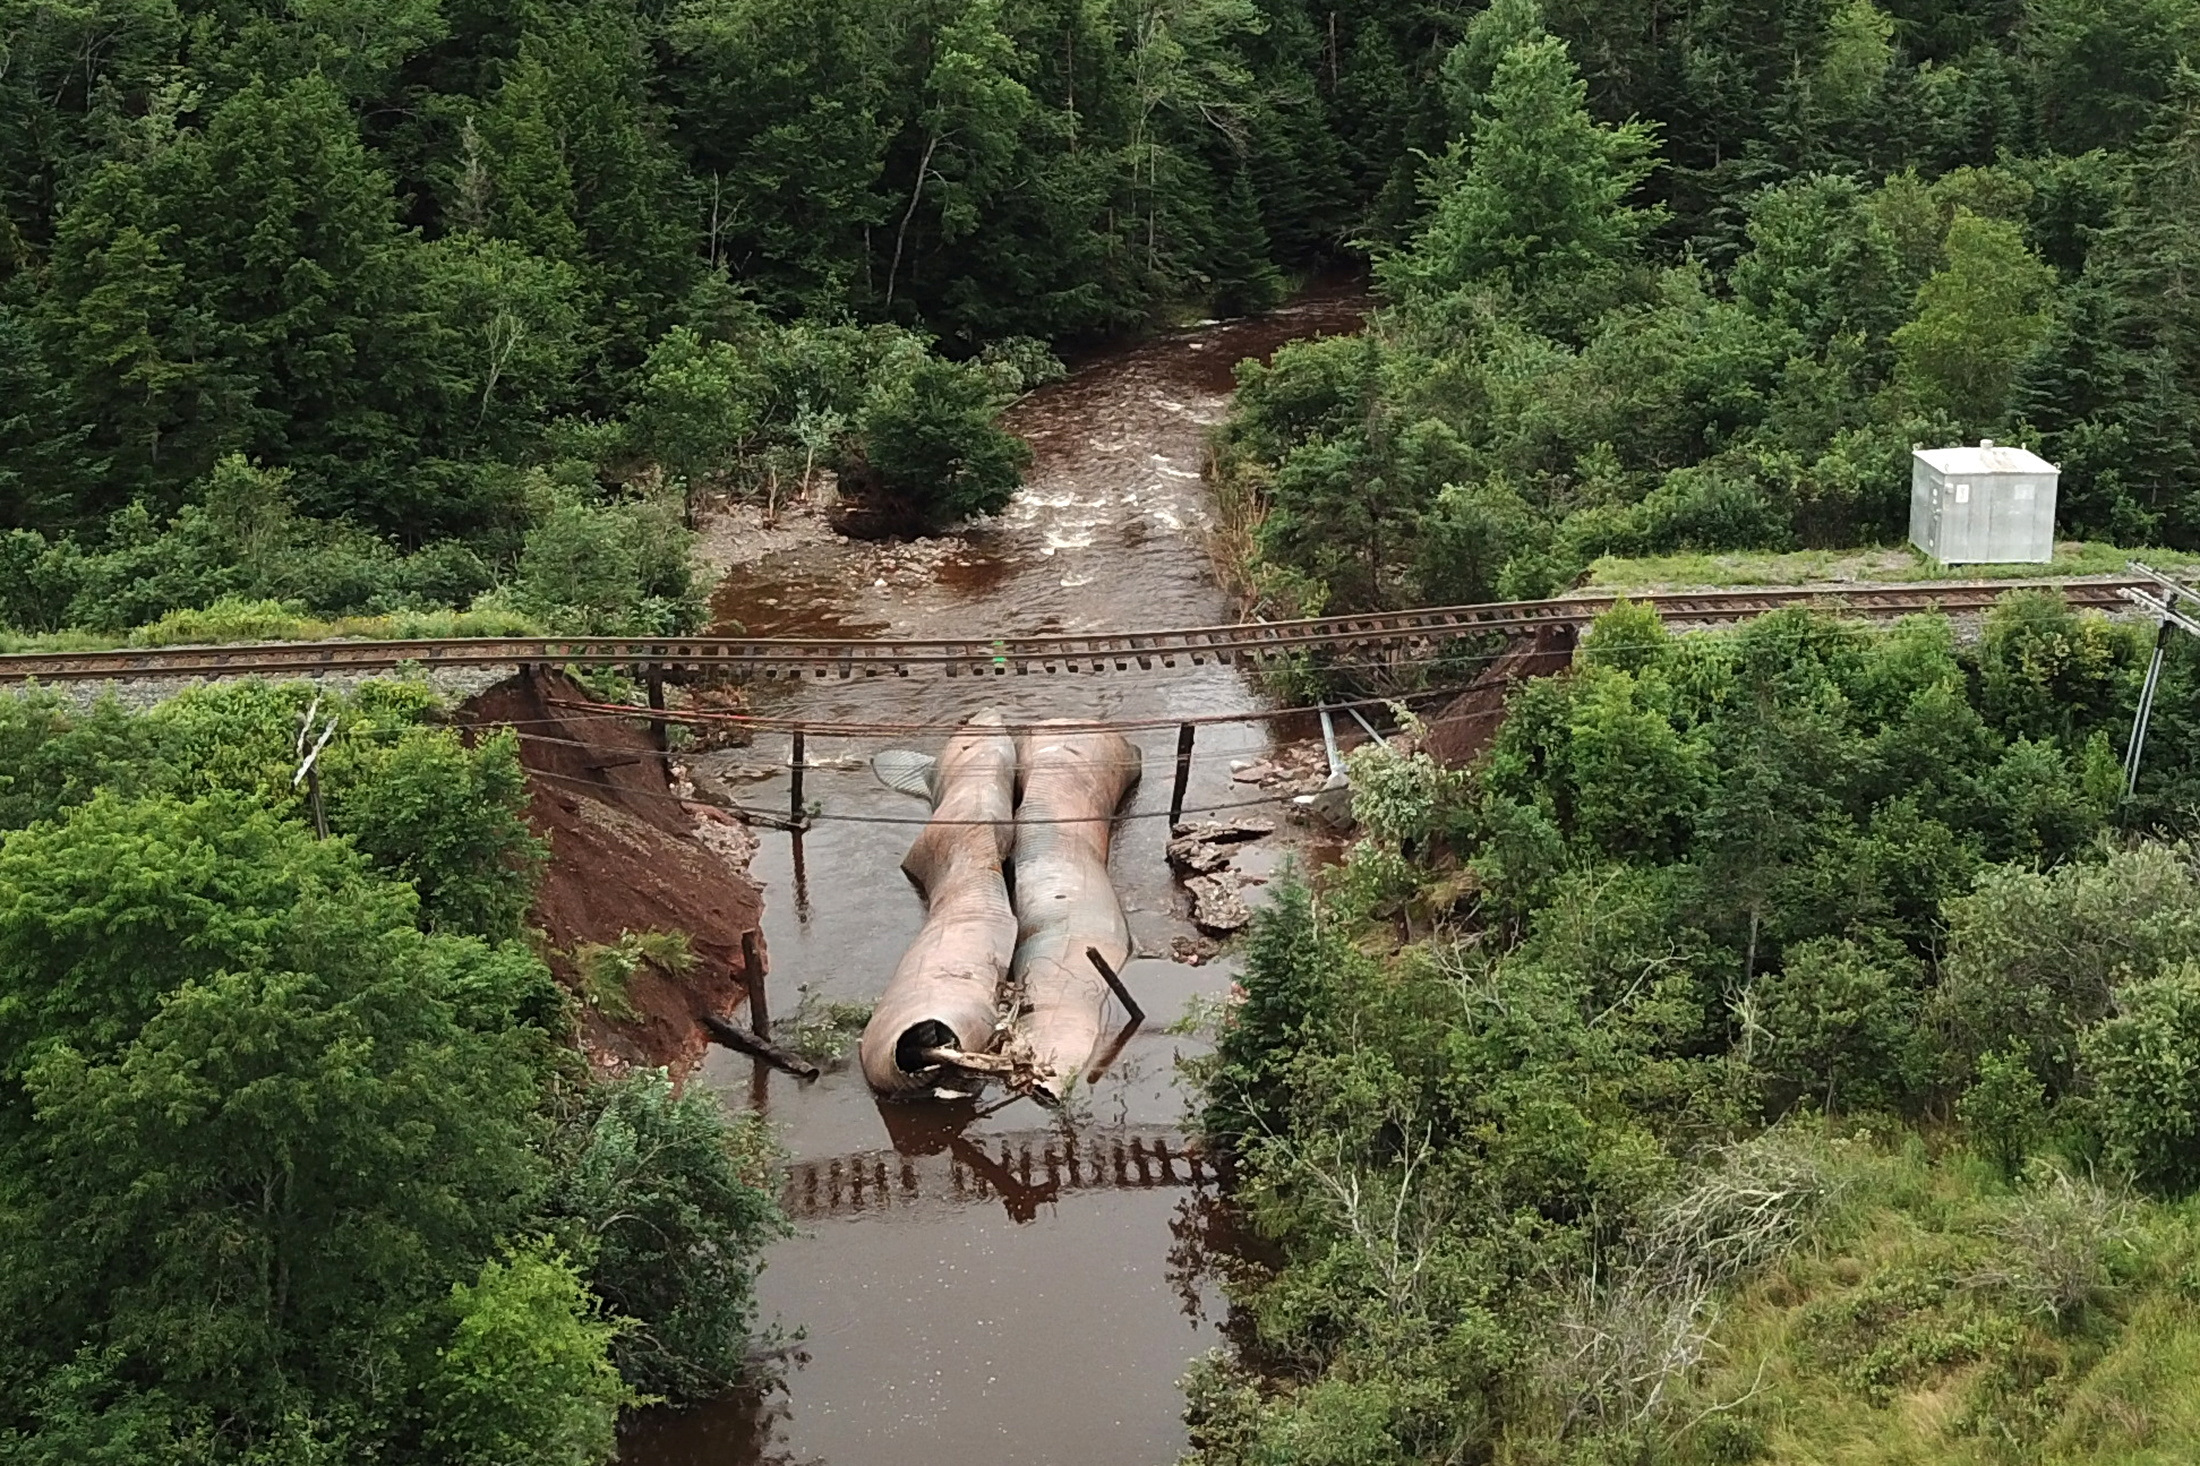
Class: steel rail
0,575,2146,685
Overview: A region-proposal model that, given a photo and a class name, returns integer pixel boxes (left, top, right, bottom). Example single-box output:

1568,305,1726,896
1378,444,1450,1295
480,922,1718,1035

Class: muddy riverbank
622,286,1369,1466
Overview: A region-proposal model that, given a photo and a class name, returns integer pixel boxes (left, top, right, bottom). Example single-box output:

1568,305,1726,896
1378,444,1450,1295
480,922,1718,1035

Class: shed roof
1914,441,2058,476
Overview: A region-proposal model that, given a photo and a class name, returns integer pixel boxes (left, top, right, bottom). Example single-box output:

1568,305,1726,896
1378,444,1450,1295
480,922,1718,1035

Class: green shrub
426,1245,634,1466
126,596,312,646
510,493,700,635
329,727,544,940
1961,1045,2049,1179
856,356,1029,525
1755,935,1926,1113
542,1071,788,1400
2082,963,2200,1194
1940,843,2200,1092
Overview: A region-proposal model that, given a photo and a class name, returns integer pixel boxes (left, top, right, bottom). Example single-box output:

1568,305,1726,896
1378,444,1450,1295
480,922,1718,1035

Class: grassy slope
0,598,543,655
1666,1144,2200,1466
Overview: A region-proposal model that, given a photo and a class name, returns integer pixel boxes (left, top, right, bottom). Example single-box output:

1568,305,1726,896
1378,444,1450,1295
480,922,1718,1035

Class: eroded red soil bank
461,668,766,1073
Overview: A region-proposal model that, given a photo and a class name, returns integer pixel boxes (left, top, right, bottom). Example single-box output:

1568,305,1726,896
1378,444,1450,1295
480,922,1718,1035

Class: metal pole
2127,619,2175,798
789,729,806,826
646,669,667,753
1168,722,1195,825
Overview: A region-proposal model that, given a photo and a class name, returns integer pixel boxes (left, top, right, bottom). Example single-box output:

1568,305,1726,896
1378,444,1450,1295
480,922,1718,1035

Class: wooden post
645,669,667,752
791,828,812,924
790,730,806,826
1169,722,1195,825
742,929,769,1037
306,765,328,840
1086,946,1143,1024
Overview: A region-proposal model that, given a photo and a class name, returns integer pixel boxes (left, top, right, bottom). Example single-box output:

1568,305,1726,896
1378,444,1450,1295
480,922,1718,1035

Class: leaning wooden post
1168,722,1196,825
742,929,770,1037
1087,946,1144,1024
789,729,806,826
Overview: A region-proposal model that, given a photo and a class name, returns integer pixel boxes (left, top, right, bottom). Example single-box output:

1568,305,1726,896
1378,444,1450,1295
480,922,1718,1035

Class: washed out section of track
0,579,2152,687
621,287,1368,1466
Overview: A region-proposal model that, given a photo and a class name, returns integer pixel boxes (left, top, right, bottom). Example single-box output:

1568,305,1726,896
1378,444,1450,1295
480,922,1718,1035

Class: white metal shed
1909,440,2059,564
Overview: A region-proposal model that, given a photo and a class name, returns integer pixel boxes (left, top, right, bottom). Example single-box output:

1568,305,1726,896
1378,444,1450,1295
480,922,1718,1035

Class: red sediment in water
459,669,767,1073
623,284,1374,1466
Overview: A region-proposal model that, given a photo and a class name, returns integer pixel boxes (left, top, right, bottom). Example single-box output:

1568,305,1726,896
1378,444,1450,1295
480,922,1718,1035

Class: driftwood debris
701,1013,821,1079
1085,944,1144,1024
682,776,810,832
920,1045,1021,1076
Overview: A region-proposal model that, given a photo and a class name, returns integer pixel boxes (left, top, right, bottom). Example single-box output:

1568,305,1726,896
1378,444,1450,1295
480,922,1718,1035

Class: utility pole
2119,563,2200,799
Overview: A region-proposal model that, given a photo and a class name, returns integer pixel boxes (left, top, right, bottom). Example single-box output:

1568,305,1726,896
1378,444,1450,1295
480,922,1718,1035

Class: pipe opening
894,1020,957,1075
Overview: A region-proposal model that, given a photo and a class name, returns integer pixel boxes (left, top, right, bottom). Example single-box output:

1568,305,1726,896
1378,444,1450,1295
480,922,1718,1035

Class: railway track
781,1128,1211,1223
0,576,2147,685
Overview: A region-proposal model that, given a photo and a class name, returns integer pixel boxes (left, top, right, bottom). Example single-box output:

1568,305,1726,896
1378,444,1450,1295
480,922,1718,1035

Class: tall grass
0,596,545,655
1660,1140,2200,1466
1584,542,2200,595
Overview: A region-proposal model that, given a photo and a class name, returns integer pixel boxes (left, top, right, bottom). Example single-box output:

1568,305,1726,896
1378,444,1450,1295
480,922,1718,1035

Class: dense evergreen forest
0,0,1334,640
1220,0,2200,613
7,0,2196,642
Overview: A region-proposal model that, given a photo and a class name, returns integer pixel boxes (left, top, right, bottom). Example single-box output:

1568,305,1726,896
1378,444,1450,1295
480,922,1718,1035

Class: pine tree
1206,168,1285,316
1380,32,1663,326
2078,79,2200,539
474,14,702,366
664,0,894,315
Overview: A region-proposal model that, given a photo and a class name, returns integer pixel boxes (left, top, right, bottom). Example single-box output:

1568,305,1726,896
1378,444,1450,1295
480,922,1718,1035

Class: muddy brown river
621,286,1367,1466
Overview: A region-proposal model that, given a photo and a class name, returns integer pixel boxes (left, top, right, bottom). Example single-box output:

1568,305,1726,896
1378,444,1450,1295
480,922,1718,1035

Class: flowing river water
622,286,1368,1466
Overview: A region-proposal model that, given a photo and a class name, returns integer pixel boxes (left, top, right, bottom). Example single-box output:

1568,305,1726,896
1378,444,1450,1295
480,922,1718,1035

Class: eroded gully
622,284,1368,1466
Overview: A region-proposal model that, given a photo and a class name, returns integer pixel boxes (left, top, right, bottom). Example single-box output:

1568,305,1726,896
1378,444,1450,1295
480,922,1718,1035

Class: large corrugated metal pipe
1007,723,1142,1100
858,713,1020,1097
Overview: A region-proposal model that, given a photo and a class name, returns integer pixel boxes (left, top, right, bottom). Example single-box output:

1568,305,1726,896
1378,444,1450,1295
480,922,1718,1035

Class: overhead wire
538,681,1481,739
522,763,1306,828
505,725,1303,768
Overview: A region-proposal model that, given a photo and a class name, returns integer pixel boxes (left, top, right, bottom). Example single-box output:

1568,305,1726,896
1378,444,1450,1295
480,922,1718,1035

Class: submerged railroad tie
781,1128,1212,1221
856,712,1020,1097
0,577,2151,684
